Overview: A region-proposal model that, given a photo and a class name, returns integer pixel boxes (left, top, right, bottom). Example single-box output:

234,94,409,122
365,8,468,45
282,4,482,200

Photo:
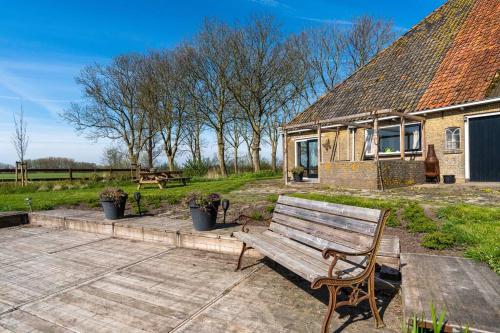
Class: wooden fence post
69,168,73,182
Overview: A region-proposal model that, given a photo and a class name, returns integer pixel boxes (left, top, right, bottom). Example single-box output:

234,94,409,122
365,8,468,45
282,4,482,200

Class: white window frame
445,127,461,150
464,111,500,180
364,122,422,157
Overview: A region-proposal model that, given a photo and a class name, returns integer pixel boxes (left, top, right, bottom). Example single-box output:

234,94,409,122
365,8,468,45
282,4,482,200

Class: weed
404,203,438,233
421,232,455,250
265,205,275,213
249,211,263,220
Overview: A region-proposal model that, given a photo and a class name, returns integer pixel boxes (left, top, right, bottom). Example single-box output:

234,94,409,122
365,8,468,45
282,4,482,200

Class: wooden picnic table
136,170,191,189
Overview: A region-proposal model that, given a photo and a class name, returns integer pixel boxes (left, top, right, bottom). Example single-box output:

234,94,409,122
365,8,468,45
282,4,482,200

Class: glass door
297,139,318,178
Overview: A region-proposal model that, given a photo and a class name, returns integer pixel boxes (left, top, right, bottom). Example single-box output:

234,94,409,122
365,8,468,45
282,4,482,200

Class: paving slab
401,253,500,333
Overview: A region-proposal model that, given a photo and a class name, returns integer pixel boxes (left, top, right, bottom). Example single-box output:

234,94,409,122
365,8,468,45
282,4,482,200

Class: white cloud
249,0,281,7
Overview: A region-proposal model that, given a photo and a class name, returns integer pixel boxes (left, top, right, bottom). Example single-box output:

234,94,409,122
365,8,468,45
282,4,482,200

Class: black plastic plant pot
293,173,303,182
443,175,456,184
101,197,127,220
189,205,217,231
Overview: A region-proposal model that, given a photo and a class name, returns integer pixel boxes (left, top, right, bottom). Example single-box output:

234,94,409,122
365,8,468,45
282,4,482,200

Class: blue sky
0,0,446,164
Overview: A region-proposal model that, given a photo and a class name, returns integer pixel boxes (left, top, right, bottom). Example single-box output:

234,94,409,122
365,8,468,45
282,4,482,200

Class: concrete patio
0,225,402,332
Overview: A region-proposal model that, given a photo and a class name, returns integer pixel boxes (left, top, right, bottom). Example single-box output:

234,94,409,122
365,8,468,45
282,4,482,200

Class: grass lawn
290,192,500,273
0,171,281,212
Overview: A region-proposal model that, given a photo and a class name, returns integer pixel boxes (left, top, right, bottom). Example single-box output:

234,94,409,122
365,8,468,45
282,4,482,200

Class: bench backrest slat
277,196,381,223
272,213,373,251
274,203,378,236
271,195,384,253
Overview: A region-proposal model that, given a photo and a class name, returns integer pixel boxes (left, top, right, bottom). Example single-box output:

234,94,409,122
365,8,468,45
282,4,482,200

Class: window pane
379,126,400,153
405,124,421,151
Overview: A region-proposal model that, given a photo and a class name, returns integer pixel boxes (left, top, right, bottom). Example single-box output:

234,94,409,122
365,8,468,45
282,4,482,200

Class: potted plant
186,192,220,231
99,188,128,220
291,166,305,182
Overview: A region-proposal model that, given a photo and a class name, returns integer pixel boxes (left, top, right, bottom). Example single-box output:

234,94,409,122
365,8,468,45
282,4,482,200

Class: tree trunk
234,146,239,174
271,140,277,172
167,154,175,171
251,130,261,172
216,129,228,177
147,136,154,169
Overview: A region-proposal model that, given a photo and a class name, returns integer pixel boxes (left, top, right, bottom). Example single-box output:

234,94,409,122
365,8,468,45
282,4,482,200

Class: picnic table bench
136,170,191,190
234,195,400,332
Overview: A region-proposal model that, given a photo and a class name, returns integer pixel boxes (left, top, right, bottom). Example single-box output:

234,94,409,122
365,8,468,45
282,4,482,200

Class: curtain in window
365,129,374,155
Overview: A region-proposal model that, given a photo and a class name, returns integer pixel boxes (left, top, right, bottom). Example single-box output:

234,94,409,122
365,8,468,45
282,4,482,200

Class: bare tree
11,105,29,163
62,54,148,166
180,20,235,177
224,105,244,174
138,50,187,171
227,16,297,172
101,146,129,168
345,15,395,71
184,103,204,163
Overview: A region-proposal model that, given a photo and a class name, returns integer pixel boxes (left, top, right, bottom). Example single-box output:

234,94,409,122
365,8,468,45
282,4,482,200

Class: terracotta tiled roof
288,0,500,126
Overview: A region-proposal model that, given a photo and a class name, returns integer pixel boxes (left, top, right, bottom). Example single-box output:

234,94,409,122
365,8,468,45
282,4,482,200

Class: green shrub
404,203,438,233
182,159,210,177
421,232,455,250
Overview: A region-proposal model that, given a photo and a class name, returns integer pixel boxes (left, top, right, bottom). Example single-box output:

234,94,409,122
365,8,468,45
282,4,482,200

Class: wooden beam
340,122,373,129
400,117,405,160
421,120,427,158
373,117,379,161
317,126,322,182
284,109,393,130
283,130,288,185
387,111,425,122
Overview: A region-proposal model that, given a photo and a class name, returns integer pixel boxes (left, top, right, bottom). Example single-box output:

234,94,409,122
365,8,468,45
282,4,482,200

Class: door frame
294,136,318,179
464,111,500,181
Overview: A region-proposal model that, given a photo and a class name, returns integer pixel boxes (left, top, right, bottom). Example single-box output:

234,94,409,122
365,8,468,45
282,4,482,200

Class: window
365,123,422,155
445,127,460,150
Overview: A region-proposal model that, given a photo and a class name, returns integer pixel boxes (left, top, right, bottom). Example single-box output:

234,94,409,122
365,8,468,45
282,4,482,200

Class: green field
0,171,281,212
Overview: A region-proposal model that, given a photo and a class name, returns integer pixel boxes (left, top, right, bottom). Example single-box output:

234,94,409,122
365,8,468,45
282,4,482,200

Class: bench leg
235,242,253,271
321,286,338,333
368,270,385,329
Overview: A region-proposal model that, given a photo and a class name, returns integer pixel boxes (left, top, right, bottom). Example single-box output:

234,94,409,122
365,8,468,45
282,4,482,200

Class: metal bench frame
235,197,390,333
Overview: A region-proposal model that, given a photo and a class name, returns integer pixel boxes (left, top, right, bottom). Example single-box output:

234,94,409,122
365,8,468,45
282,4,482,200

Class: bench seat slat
278,196,381,223
274,203,377,236
272,213,373,251
235,231,327,282
234,231,364,282
262,230,367,273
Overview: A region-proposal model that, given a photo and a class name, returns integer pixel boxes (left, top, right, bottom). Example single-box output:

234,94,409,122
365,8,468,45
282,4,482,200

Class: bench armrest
321,247,373,260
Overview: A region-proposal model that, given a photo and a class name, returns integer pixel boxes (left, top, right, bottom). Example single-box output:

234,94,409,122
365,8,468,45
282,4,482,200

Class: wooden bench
137,171,191,190
234,195,400,332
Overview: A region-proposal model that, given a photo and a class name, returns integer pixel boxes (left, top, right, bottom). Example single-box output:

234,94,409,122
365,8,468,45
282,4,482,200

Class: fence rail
0,167,141,182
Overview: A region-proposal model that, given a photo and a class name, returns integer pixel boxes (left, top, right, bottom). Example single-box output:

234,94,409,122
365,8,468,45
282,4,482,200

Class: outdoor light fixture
134,192,142,216
221,199,230,224
25,197,33,212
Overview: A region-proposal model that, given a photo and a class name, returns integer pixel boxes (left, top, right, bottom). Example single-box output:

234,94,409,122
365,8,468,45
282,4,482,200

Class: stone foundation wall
379,160,426,189
318,160,425,190
319,161,379,189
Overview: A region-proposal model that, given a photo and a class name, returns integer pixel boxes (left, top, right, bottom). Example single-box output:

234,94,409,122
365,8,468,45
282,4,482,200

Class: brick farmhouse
283,0,500,189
